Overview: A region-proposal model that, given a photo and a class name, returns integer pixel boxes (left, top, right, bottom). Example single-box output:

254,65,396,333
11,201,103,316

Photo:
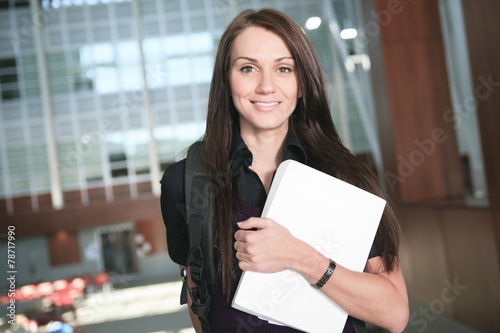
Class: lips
252,101,280,107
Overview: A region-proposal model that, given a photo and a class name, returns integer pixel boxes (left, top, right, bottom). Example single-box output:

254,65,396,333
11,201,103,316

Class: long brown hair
204,8,401,299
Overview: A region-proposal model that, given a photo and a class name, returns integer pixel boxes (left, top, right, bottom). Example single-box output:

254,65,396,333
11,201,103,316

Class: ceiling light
306,17,322,30
340,28,358,40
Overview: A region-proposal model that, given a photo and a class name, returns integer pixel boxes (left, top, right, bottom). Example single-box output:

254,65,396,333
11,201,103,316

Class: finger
235,250,251,262
238,258,264,272
234,240,247,252
234,229,253,242
237,217,271,230
238,260,253,272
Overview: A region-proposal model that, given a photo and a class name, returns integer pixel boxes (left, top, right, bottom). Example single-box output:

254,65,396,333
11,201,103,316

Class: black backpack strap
181,141,216,332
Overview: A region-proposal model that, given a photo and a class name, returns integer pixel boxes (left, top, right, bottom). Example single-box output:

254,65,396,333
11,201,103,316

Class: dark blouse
160,129,376,332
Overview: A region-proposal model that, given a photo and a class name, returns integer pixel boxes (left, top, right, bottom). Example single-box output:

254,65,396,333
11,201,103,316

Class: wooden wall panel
400,206,500,332
376,0,464,202
48,230,81,266
366,1,500,331
441,209,500,331
135,219,167,254
399,208,450,308
375,0,441,42
135,220,156,253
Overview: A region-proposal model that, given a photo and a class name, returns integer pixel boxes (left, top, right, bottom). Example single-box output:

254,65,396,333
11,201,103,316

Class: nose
256,70,276,94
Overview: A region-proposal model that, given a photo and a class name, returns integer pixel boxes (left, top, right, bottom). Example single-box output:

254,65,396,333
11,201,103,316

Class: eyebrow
232,56,295,65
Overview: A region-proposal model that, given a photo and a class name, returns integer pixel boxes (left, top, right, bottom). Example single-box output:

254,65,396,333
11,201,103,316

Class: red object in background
27,319,38,332
51,290,74,307
19,284,39,301
37,282,54,296
68,286,83,300
0,291,9,305
53,279,69,291
2,274,88,306
44,284,83,308
93,272,109,286
70,277,85,291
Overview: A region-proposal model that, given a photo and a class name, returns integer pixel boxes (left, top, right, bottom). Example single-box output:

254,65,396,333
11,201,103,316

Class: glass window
0,1,29,9
0,58,20,100
0,0,390,205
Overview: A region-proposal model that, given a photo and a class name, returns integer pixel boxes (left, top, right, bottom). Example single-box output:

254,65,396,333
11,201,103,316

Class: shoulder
160,159,186,207
161,159,186,186
160,159,188,265
160,140,205,198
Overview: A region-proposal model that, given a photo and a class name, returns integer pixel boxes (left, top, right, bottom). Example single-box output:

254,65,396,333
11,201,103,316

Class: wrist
290,241,331,284
311,259,337,289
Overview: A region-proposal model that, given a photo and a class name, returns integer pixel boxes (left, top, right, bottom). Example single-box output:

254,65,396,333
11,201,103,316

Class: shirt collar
229,127,307,166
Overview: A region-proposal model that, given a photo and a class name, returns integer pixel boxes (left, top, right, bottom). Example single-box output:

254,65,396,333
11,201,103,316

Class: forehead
230,26,293,60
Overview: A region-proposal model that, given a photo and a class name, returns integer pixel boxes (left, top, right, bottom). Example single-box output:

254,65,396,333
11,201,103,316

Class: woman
161,8,409,333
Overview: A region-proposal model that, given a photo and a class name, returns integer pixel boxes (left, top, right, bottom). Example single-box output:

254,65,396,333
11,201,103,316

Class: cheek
229,77,247,113
291,79,300,98
230,76,248,98
277,76,300,99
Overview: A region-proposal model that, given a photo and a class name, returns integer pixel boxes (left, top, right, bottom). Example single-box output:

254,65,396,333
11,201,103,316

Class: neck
241,127,287,164
240,124,289,193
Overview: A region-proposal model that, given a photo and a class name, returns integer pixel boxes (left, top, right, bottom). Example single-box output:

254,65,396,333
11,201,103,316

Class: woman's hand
234,217,409,332
234,217,303,273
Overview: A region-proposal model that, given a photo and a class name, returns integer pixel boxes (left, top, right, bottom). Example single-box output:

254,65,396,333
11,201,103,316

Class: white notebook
231,160,386,333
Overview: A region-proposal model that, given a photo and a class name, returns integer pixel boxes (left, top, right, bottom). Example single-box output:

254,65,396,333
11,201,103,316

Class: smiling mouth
252,101,280,107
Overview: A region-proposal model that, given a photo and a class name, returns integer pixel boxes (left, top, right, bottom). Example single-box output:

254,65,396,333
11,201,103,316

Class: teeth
254,102,279,107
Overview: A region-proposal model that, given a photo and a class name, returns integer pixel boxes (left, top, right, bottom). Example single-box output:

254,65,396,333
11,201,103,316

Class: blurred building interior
0,0,499,332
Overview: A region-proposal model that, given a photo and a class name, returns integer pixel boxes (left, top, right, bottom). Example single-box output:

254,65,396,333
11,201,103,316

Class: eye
240,66,255,73
277,67,292,74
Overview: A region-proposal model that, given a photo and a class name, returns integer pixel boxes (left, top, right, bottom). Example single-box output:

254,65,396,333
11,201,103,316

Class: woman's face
229,26,300,135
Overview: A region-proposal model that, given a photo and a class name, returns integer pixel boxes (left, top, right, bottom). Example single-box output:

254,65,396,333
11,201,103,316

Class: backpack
180,140,216,332
180,140,368,333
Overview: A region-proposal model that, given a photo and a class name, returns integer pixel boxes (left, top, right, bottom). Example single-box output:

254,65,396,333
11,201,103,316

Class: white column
439,0,488,200
131,0,161,196
30,0,63,209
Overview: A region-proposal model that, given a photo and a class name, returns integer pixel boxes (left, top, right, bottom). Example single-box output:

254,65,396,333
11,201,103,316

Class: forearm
235,218,409,331
290,242,409,332
320,264,408,332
